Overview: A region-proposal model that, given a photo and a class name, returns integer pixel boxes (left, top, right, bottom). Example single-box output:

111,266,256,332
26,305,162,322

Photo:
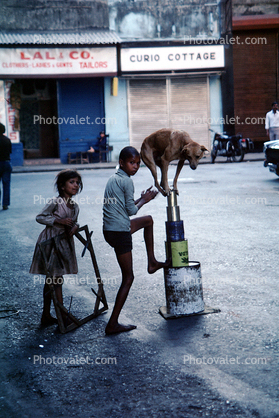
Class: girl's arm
68,223,79,237
68,202,79,236
55,201,80,235
36,198,59,226
36,199,79,237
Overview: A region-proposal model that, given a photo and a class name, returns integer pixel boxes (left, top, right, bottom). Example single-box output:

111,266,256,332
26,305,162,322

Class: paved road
1,159,279,417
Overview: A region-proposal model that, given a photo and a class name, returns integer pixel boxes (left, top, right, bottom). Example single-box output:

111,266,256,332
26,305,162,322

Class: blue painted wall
11,143,24,166
104,77,129,161
57,78,105,163
209,75,223,146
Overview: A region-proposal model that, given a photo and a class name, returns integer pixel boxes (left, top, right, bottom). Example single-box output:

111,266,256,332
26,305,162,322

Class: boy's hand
141,187,158,203
136,186,158,209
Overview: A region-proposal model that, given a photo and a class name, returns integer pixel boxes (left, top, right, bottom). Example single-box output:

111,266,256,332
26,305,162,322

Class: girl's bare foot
41,314,58,327
61,314,74,328
148,258,171,274
105,323,137,335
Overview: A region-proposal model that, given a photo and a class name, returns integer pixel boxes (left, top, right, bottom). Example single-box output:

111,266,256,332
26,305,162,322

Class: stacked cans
165,192,188,267
163,191,205,316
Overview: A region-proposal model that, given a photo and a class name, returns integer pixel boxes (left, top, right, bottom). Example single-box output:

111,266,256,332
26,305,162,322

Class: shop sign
0,81,5,128
3,81,20,143
0,47,117,76
121,45,225,72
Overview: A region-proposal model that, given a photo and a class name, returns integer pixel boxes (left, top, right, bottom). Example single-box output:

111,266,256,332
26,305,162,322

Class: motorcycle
210,129,254,163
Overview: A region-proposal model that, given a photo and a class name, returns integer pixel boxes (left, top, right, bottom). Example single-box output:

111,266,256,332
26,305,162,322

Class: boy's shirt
103,168,138,231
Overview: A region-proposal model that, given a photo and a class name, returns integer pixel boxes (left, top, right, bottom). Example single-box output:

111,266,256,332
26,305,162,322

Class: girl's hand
55,217,74,227
68,224,79,237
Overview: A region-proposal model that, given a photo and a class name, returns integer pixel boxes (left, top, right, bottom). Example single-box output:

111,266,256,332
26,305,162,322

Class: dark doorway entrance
19,79,59,159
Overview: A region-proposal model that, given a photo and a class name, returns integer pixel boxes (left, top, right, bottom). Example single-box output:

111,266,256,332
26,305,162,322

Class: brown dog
140,128,207,196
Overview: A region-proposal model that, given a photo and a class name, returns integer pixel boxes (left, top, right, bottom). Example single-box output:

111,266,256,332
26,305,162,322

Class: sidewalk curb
12,162,118,174
11,154,265,174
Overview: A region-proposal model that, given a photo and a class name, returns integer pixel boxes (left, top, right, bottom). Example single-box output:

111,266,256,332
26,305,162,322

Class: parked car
263,139,279,176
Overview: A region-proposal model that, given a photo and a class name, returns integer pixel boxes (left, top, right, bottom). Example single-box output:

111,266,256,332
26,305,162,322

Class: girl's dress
29,197,79,276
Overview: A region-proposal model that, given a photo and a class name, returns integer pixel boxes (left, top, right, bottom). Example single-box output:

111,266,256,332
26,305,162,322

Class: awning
0,30,121,45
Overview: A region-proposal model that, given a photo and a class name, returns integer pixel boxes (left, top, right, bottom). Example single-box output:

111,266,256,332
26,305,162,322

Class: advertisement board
0,47,117,76
121,45,225,72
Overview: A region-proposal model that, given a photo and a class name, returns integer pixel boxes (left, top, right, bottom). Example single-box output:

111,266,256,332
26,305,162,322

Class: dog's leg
172,159,185,195
160,158,171,196
155,158,165,188
141,152,167,196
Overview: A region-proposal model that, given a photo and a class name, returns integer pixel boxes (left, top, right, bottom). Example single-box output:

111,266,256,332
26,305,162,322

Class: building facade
110,0,233,152
232,2,279,150
0,0,122,165
0,0,233,165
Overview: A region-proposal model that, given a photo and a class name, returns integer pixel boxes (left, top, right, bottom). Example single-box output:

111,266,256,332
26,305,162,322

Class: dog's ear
181,144,191,155
201,145,208,152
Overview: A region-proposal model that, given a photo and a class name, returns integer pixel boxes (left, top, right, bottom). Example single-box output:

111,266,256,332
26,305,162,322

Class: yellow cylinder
165,240,189,267
111,77,118,96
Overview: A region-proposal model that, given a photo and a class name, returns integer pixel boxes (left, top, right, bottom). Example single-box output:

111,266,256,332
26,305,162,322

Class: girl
30,169,83,327
103,146,169,335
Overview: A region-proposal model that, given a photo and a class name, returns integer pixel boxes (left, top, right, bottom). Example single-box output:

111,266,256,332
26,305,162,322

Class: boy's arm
136,187,158,210
124,179,139,216
134,196,142,205
134,187,151,205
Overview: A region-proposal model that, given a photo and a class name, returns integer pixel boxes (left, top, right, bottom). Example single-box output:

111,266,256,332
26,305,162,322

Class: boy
103,146,169,335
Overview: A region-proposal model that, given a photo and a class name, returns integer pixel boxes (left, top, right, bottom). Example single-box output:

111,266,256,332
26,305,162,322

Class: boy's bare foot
105,323,137,335
148,258,172,274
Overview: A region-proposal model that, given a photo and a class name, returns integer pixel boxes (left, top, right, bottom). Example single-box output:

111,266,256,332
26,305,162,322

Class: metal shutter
128,76,210,150
128,78,168,150
170,77,210,149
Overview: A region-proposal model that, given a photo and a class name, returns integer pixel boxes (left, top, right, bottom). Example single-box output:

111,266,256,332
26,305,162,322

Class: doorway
19,79,59,159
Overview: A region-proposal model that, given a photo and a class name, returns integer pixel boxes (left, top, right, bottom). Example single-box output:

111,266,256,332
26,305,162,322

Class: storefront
0,33,119,165
120,44,225,151
232,15,279,150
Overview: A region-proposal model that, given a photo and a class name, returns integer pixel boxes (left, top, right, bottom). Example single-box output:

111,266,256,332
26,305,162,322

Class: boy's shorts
103,230,132,256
